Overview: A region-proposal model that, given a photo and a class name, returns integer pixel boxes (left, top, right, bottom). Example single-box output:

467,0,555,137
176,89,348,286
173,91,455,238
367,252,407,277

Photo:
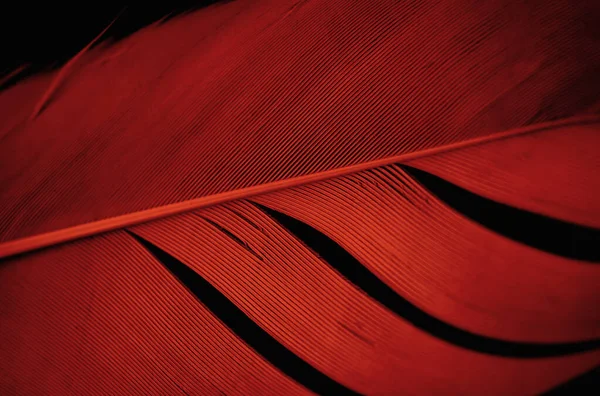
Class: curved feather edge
2,0,600,246
1,115,599,260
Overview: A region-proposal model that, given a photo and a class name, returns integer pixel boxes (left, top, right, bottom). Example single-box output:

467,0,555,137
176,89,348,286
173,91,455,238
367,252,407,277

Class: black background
0,2,221,89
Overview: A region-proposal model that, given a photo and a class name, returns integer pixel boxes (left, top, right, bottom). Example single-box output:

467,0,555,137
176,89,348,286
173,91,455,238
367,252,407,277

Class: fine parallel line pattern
130,202,600,394
253,203,600,357
0,117,597,261
127,230,360,396
252,165,600,343
406,123,600,228
0,231,310,395
1,0,599,243
400,165,600,263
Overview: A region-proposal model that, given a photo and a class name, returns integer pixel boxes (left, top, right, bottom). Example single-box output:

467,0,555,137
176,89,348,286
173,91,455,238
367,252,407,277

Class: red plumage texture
1,0,599,394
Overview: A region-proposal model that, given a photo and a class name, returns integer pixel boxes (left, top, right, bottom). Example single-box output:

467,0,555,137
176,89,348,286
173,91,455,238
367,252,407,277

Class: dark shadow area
0,2,226,91
400,165,600,263
253,202,600,357
542,367,599,394
126,230,359,396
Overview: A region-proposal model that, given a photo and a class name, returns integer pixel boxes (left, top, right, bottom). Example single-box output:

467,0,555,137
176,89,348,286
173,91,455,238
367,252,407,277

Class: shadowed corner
542,367,600,394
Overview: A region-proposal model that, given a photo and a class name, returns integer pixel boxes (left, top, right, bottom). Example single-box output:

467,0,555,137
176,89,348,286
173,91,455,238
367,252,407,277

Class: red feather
1,0,599,394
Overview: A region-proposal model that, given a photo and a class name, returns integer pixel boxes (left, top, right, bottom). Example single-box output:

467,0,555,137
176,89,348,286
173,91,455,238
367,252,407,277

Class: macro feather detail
1,0,600,394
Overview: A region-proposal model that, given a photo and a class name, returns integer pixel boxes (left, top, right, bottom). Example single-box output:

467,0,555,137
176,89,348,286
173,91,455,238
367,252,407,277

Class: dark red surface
1,0,599,394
